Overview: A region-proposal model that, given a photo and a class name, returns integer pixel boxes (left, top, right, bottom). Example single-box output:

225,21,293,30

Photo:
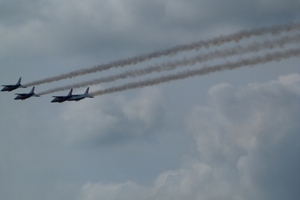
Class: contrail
89,48,300,96
26,22,300,87
38,34,300,95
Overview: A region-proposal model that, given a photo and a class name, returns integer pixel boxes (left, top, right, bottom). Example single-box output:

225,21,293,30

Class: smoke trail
38,34,300,95
89,48,300,96
26,22,300,87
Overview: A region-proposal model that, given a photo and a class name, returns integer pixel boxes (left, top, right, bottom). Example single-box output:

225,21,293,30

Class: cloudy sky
1,0,300,200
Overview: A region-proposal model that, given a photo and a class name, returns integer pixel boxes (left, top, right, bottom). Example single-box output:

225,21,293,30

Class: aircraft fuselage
51,96,71,103
67,95,86,101
1,85,20,92
14,93,35,100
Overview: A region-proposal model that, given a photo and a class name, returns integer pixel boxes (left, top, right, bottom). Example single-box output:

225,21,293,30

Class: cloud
57,87,165,145
0,0,166,58
1,0,299,61
80,181,150,200
255,0,300,13
78,73,300,200
1,1,299,200
122,87,165,132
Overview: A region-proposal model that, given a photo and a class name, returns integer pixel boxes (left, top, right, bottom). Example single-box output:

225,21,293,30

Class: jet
1,77,27,92
51,89,73,103
14,86,40,100
67,87,93,101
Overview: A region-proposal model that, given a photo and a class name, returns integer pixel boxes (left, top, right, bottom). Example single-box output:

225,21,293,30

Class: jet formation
1,78,93,102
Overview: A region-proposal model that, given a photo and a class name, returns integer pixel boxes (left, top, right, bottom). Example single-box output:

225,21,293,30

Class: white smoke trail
26,22,300,87
38,34,300,95
89,48,300,96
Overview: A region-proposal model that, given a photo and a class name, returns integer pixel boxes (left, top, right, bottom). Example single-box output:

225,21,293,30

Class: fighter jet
1,77,27,92
67,87,93,101
51,89,73,103
14,86,40,100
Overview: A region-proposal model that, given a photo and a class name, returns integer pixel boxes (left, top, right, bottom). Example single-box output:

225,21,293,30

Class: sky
0,0,300,200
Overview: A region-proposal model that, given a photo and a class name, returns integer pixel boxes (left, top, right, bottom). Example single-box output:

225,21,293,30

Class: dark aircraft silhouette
51,89,73,103
1,77,27,92
14,87,40,100
67,87,93,101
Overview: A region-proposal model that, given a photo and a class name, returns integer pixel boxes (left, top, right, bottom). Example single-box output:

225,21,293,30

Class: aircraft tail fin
17,77,27,88
30,86,39,97
84,87,89,94
30,86,35,94
67,89,73,96
17,77,21,85
85,87,93,98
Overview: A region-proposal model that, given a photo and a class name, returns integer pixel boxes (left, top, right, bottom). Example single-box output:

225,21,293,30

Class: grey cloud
57,87,165,146
1,1,300,200
0,0,47,26
188,73,300,200
164,0,300,30
1,0,299,61
238,128,300,200
0,99,80,200
78,74,300,200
